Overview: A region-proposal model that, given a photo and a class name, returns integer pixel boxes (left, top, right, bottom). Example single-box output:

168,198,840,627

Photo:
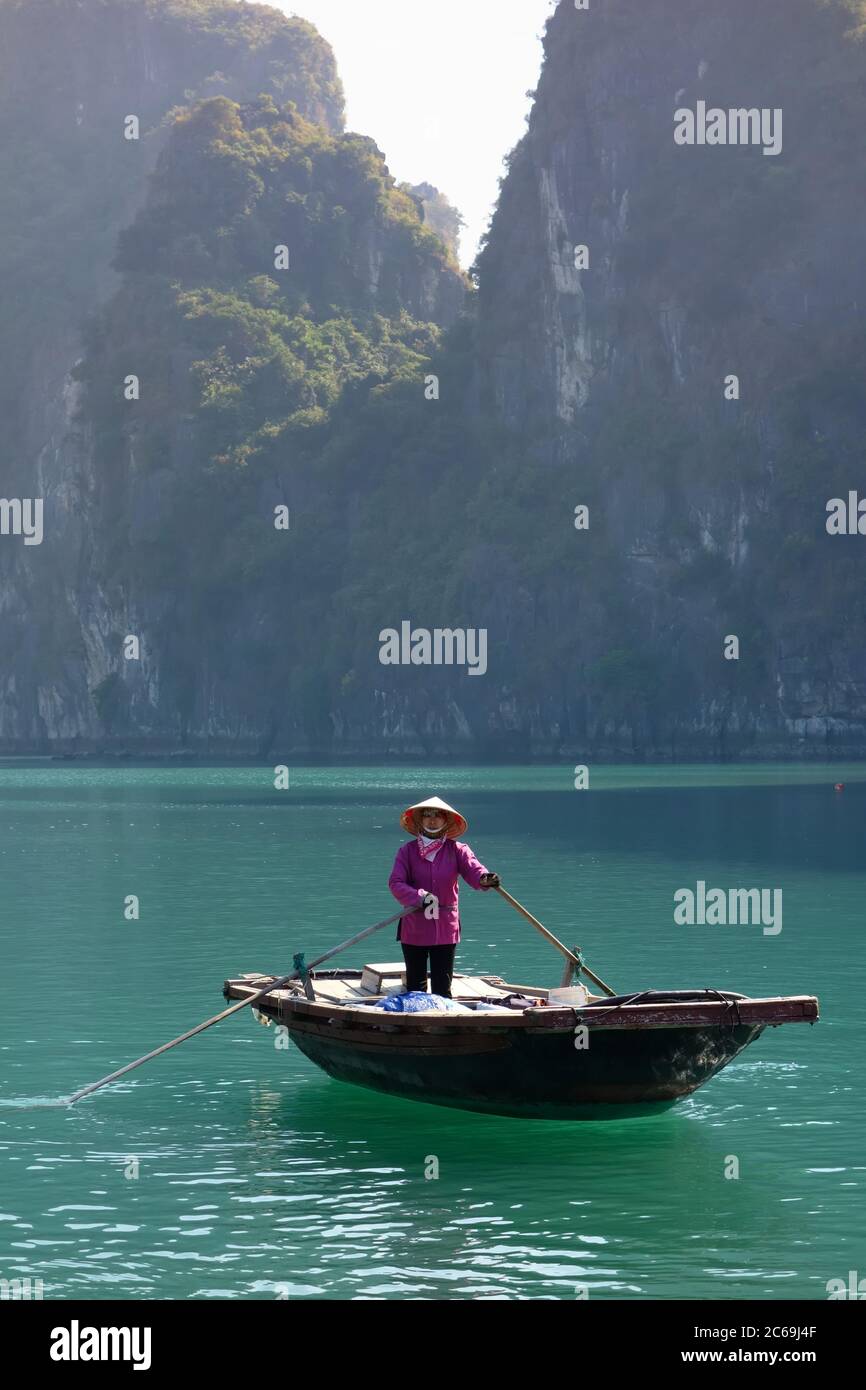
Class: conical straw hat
400,795,467,839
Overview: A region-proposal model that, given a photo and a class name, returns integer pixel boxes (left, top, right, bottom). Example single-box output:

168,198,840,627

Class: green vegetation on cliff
0,0,344,484
72,89,468,737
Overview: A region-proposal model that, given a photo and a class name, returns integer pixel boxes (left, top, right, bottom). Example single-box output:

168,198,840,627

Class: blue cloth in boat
374,991,469,1014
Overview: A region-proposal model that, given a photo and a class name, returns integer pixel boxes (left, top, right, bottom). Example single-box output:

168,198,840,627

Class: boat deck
226,967,540,1016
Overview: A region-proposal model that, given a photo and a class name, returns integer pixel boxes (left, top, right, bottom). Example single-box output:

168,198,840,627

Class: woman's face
419,809,447,834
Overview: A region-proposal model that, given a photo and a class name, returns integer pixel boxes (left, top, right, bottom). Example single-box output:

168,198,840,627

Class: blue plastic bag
375,991,466,1014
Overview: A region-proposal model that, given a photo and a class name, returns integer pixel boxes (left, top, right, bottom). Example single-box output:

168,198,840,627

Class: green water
0,763,863,1301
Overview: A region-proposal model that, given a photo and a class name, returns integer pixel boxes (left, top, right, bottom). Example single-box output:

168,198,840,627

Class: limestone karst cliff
2,0,866,758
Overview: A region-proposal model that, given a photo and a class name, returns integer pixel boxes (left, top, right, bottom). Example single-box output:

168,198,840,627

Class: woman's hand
479,873,501,890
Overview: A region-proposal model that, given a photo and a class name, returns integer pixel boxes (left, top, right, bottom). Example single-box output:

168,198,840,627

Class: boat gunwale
223,977,819,1032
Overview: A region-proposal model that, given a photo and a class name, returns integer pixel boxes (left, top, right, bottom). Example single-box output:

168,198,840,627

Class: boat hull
284,1014,765,1120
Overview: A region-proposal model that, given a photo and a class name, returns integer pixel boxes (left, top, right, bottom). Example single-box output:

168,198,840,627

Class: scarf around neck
417,832,448,860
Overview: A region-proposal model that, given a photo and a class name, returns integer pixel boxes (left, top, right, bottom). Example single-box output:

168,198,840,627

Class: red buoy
834,783,845,792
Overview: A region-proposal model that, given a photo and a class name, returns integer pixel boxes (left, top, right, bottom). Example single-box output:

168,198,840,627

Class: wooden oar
65,904,420,1106
494,885,617,997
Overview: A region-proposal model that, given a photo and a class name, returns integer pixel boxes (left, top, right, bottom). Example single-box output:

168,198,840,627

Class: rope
700,987,744,1030
585,988,745,1030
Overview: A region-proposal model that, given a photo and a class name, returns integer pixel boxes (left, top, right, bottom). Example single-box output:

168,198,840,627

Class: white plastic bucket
548,985,589,1007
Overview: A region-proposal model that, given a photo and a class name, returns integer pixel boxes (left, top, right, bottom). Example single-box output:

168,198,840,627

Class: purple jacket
388,838,490,946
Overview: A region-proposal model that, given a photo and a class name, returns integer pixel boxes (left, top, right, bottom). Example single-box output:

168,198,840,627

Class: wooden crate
360,962,407,994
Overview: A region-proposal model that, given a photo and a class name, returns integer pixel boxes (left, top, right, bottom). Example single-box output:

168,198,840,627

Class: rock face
467,0,866,759
0,0,349,746
3,0,866,759
401,183,464,262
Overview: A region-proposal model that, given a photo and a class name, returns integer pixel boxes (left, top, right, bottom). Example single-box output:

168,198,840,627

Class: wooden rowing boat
223,965,819,1121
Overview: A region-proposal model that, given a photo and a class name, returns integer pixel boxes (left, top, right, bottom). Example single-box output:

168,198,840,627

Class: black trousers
401,943,456,998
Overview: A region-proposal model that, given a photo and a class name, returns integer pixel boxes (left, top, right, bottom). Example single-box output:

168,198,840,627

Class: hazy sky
270,0,558,267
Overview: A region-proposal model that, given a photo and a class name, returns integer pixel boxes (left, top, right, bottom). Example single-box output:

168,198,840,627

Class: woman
388,795,500,998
